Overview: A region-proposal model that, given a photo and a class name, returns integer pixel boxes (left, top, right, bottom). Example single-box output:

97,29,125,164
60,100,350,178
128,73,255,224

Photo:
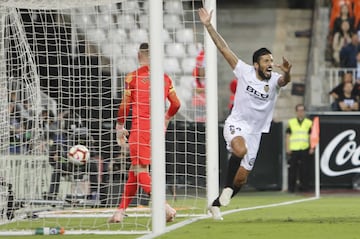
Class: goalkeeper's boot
208,206,223,221
219,187,233,206
108,209,125,223
165,203,176,222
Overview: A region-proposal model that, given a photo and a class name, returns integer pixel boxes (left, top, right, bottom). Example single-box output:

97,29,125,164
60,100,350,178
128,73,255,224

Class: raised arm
198,8,238,70
276,56,292,87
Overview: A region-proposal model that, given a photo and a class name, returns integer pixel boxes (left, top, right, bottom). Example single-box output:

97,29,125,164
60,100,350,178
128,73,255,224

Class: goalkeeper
108,43,181,223
198,8,292,220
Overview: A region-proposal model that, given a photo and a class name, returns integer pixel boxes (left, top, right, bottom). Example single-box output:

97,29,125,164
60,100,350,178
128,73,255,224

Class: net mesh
0,0,207,235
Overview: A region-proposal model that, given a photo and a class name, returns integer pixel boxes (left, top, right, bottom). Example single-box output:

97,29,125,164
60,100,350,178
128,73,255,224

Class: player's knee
231,137,247,158
233,146,247,158
233,167,249,187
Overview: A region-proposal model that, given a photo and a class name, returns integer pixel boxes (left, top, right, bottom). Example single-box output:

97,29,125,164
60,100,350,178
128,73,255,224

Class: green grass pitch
2,191,360,239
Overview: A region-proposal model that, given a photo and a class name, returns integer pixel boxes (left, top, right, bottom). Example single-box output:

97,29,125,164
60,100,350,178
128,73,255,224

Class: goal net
0,0,209,235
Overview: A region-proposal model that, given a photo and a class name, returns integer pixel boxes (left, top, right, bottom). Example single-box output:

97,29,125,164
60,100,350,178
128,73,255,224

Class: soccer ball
68,144,90,165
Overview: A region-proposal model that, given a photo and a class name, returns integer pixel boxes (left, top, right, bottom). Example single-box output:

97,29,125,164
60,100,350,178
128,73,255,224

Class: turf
158,193,360,239
2,192,360,239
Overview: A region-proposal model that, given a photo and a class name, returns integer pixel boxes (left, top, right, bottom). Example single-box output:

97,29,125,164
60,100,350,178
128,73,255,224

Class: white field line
138,196,320,239
0,196,319,236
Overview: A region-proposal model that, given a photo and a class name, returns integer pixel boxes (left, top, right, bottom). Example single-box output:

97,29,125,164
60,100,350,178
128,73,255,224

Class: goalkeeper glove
116,123,129,146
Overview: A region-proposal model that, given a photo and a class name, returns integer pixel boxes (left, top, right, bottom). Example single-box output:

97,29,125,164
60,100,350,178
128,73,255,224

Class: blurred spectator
329,72,353,110
355,51,360,80
340,34,360,67
9,102,24,154
329,0,353,32
192,49,206,122
41,109,57,140
22,99,36,119
333,4,355,34
338,82,359,111
354,51,360,100
228,78,237,112
8,91,32,154
39,109,58,153
332,20,353,66
353,78,360,100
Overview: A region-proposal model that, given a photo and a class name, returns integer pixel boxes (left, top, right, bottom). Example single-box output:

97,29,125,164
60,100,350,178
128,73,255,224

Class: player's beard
258,68,271,80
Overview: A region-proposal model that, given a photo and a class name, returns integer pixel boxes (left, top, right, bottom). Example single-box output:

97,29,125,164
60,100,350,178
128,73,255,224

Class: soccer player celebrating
108,43,181,223
198,8,292,220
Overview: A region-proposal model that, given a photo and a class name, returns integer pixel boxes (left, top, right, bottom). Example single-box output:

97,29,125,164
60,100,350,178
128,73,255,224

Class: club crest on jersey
264,84,269,92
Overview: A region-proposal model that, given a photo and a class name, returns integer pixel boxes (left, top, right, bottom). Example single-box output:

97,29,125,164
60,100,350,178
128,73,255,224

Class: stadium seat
163,29,172,43
86,28,106,43
164,0,183,14
176,28,194,43
164,57,181,74
74,14,94,30
98,4,118,14
107,28,127,43
129,28,148,43
117,57,138,73
164,14,183,29
177,86,192,105
101,42,122,58
187,43,203,57
166,43,186,58
116,14,137,29
181,57,196,74
139,14,148,29
96,14,114,29
178,75,195,103
121,0,141,14
77,6,98,15
179,75,194,89
142,1,149,11
123,43,140,58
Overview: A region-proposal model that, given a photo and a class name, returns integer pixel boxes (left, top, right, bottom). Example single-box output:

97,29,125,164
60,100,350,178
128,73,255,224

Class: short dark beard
258,69,271,80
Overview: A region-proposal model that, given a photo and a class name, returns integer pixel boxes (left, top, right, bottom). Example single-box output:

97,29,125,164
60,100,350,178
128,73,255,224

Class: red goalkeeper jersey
119,65,175,131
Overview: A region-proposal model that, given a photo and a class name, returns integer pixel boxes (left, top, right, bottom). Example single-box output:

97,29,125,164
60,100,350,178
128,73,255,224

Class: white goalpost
0,0,217,236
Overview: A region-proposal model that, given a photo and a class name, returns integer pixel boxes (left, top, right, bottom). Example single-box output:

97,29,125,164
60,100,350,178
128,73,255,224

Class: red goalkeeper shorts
128,131,151,166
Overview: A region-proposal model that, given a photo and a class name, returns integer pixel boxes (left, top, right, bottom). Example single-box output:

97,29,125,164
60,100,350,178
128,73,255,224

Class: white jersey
226,59,282,134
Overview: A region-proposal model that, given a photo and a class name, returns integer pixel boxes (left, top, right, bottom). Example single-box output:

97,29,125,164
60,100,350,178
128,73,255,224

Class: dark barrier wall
313,114,360,189
166,121,283,190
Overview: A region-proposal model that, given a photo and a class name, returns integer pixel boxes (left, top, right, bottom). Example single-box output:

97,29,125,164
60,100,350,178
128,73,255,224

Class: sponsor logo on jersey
246,85,269,100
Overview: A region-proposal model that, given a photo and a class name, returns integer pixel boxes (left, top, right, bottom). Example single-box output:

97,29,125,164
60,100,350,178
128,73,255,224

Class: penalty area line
222,196,319,216
139,196,320,239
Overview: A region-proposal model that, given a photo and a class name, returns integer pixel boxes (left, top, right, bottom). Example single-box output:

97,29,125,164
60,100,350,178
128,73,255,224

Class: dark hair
139,42,149,51
252,47,272,64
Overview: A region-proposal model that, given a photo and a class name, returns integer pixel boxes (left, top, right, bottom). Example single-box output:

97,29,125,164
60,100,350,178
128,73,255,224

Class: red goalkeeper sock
138,172,151,195
119,171,138,209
